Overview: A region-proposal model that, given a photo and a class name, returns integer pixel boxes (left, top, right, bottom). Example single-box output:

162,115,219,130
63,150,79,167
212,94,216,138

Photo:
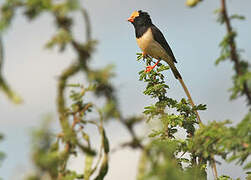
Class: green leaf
193,104,207,111
84,155,94,180
45,28,72,51
94,155,109,180
244,162,251,170
217,175,233,180
230,14,245,20
102,130,109,154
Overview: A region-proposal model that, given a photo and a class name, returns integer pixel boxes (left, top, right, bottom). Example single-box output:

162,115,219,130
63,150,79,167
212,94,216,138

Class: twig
81,8,91,41
0,36,3,71
0,36,22,103
120,117,144,149
211,155,218,178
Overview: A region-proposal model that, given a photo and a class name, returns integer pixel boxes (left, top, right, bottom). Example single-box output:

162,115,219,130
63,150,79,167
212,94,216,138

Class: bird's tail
178,77,202,124
169,64,182,79
169,64,202,124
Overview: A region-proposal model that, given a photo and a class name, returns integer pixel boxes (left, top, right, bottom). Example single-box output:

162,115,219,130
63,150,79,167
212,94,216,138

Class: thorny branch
221,0,251,104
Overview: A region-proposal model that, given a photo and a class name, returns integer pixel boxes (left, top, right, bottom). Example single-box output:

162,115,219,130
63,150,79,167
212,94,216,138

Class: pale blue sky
0,0,250,179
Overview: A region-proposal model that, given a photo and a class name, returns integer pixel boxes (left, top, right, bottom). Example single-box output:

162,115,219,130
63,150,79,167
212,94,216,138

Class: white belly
136,28,169,61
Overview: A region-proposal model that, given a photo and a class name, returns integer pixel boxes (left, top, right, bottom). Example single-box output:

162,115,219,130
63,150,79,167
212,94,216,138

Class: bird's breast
136,28,169,60
136,28,153,53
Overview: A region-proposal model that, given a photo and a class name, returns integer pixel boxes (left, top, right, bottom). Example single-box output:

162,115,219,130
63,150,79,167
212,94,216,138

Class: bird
128,10,201,123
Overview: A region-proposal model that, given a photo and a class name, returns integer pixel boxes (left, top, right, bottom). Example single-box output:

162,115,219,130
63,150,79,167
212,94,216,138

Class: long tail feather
162,59,201,123
178,77,202,124
170,65,182,79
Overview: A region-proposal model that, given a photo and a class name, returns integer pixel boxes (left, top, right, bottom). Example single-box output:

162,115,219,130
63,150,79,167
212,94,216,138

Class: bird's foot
142,52,148,59
145,65,154,72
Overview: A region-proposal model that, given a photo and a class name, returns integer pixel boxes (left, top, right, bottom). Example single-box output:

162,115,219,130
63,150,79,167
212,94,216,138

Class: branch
0,36,22,104
120,117,144,149
221,0,251,104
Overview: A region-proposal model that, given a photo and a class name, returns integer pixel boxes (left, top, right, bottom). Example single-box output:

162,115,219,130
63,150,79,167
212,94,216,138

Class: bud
186,0,201,7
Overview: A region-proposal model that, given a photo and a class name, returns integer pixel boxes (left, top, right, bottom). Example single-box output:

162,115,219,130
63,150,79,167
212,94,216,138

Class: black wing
151,25,177,63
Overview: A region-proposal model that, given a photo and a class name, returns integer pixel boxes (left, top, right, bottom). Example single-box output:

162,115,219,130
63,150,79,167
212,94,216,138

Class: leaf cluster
0,1,145,179
136,52,251,179
136,54,210,178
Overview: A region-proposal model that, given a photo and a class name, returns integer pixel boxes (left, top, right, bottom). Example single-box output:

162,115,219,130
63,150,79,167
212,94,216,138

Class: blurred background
0,0,250,179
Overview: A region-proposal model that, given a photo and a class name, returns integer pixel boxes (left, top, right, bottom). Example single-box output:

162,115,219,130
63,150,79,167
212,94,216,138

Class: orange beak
128,11,139,23
127,17,134,22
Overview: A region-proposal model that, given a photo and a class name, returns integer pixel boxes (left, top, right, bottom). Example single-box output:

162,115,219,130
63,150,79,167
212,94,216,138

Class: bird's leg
142,52,147,59
145,59,161,72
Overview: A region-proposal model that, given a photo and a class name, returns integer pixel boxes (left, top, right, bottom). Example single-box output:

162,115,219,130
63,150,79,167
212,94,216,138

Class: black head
128,10,152,27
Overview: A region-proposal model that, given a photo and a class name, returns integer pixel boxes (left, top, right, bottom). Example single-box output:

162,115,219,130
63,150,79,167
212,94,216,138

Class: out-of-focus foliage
0,133,5,167
227,113,251,170
0,133,5,180
0,37,22,104
24,116,60,179
24,85,110,180
137,140,206,180
0,0,142,179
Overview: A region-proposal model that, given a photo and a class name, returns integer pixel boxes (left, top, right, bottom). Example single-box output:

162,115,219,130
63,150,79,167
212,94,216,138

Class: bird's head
127,10,152,26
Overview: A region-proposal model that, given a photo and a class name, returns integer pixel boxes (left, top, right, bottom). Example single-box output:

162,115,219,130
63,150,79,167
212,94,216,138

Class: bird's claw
145,66,153,72
142,52,149,59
